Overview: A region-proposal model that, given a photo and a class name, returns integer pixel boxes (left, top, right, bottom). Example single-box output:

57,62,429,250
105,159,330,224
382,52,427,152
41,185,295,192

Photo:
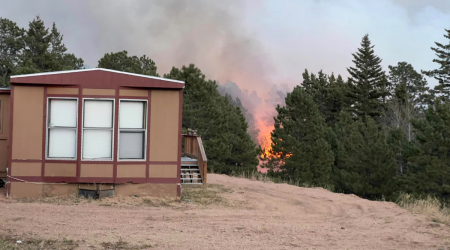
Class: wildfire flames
260,140,273,158
257,120,292,162
257,117,275,159
257,130,292,173
258,130,291,159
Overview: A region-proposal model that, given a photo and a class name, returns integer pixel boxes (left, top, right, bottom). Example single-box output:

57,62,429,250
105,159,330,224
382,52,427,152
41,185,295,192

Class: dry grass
16,185,233,207
238,171,274,183
101,238,152,249
16,193,85,205
142,197,180,207
0,238,78,250
0,237,152,250
95,195,182,208
238,171,450,225
236,171,334,191
181,184,231,205
396,193,450,225
16,193,181,208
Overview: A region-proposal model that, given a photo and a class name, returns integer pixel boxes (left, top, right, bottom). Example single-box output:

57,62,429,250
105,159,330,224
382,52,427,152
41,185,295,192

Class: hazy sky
1,0,449,143
1,0,448,90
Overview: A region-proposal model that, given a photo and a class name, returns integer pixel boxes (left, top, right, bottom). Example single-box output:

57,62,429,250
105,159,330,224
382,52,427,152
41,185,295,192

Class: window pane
48,129,76,158
49,99,77,127
119,132,144,159
84,100,113,128
83,130,112,159
120,101,145,129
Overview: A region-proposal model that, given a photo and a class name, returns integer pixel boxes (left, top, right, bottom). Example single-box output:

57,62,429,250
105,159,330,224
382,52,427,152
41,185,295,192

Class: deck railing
182,134,208,184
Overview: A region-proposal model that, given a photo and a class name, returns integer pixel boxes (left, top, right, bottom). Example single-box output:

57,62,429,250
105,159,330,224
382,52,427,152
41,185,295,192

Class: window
82,99,114,160
46,98,146,161
47,98,78,159
118,100,147,160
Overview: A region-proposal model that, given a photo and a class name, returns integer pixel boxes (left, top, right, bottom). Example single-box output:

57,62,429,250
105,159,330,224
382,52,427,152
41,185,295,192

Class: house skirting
7,182,180,198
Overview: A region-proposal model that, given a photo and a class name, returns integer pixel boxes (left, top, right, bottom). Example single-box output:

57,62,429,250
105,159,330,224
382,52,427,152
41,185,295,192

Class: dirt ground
0,174,449,250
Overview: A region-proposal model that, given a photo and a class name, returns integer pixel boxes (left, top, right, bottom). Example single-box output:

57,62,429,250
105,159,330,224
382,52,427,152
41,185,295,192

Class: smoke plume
2,0,450,147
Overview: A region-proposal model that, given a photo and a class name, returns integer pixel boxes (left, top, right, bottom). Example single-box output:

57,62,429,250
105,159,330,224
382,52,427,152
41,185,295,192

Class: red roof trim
10,68,184,89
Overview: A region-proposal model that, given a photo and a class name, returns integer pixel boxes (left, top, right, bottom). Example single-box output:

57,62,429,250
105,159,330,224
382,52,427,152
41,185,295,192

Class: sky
1,0,449,145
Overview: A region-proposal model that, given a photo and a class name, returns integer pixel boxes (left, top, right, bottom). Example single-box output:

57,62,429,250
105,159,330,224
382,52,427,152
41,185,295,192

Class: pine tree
218,82,261,144
381,62,432,175
164,64,258,174
327,73,351,125
390,62,430,108
60,53,84,70
347,34,389,120
21,15,51,73
18,16,83,74
48,22,83,71
223,96,258,170
268,86,334,187
0,18,25,86
402,100,450,200
386,127,408,174
226,95,260,144
49,22,67,57
333,112,397,199
422,29,450,99
383,62,430,141
301,69,350,126
302,69,329,119
98,51,159,76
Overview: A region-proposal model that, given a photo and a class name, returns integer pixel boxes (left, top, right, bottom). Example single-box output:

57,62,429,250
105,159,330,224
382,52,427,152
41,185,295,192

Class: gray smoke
218,81,263,144
1,0,450,146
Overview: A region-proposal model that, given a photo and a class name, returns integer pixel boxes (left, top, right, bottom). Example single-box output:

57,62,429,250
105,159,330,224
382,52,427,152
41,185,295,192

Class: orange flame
259,137,292,159
257,114,274,157
255,108,291,174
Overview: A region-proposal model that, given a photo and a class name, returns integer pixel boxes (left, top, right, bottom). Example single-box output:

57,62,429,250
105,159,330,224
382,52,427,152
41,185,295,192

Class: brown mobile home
2,68,206,198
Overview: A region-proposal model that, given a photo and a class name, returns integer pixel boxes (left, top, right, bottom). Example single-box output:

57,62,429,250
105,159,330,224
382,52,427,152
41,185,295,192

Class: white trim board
10,68,185,84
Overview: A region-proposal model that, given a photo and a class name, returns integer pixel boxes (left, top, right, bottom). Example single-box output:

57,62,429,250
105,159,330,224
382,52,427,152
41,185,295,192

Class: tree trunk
2,71,7,87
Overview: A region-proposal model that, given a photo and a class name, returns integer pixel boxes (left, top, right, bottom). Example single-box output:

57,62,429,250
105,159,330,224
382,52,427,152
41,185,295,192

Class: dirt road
0,174,449,249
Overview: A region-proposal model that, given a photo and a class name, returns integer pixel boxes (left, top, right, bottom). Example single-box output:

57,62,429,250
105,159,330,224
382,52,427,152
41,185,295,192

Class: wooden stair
180,157,203,185
181,135,207,185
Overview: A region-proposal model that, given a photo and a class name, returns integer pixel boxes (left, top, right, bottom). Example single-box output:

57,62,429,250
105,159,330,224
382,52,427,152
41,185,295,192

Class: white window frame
81,98,115,161
45,97,79,160
117,99,148,161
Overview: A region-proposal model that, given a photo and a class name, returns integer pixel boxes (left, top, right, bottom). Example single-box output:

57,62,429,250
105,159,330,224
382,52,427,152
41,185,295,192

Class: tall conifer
334,112,396,199
301,69,350,126
403,100,450,200
164,64,258,173
347,34,388,120
269,86,334,186
422,29,450,99
19,16,83,74
0,18,25,86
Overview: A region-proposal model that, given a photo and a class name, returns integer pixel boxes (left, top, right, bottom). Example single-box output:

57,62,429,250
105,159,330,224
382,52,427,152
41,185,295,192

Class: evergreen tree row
0,16,84,86
163,65,258,173
0,15,259,175
4,15,450,201
97,53,259,174
264,32,450,202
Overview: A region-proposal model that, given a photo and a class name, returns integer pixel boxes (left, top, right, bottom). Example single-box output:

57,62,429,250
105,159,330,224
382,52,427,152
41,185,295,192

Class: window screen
119,100,146,159
47,99,78,158
82,99,114,160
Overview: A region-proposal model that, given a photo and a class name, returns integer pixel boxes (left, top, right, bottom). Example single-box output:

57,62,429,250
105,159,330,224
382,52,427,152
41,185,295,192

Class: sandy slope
0,174,449,250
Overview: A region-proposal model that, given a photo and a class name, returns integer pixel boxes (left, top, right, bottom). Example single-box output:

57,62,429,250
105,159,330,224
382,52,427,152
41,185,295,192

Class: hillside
0,174,449,250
